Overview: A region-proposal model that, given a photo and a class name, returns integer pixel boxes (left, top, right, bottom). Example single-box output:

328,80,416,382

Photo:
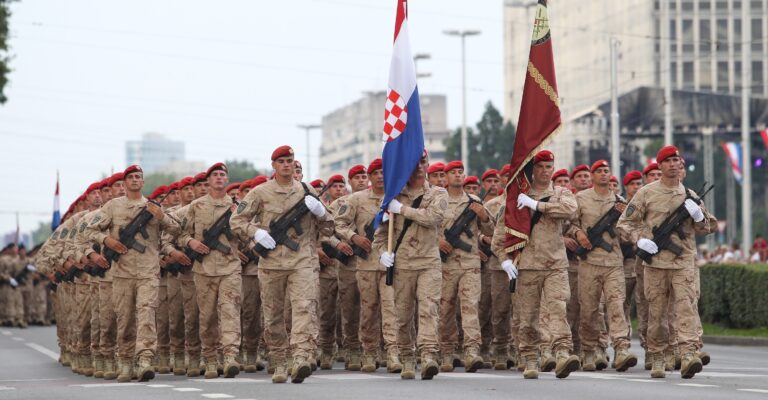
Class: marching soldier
620,170,643,356
427,162,447,188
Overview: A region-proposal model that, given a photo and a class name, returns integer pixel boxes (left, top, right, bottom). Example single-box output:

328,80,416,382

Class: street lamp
443,29,481,169
297,124,321,181
413,53,432,79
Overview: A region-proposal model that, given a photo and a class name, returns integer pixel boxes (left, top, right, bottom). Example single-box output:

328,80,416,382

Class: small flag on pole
760,128,768,151
52,171,61,231
721,142,743,184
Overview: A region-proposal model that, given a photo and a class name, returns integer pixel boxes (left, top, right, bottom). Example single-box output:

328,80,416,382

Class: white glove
304,195,326,217
516,193,538,210
379,251,395,268
501,260,518,280
637,238,658,254
254,229,276,249
388,199,403,214
26,264,36,272
9,278,18,288
684,199,705,222
382,212,390,223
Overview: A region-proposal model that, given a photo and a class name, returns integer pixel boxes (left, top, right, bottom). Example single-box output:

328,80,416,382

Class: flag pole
386,215,395,285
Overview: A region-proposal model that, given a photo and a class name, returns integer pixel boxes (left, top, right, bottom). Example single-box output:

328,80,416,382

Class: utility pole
741,5,752,254
610,37,621,178
702,126,715,251
413,53,432,80
297,124,321,181
443,29,481,169
660,0,673,145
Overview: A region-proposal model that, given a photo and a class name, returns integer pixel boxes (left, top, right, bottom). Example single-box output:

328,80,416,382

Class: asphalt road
1,326,768,400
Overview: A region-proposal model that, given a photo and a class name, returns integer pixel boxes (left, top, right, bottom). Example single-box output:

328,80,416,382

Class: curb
702,335,768,347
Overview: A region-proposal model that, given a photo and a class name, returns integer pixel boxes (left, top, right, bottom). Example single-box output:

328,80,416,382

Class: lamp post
297,124,321,181
443,29,481,169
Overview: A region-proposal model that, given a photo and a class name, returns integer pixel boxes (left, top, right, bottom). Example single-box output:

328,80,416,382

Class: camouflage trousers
517,269,572,358
30,283,48,323
74,282,92,355
644,266,698,356
479,267,493,354
634,261,649,349
578,263,630,351
98,281,117,358
259,267,318,361
439,268,482,354
317,268,338,353
337,267,361,352
179,277,201,358
623,276,637,340
489,269,512,355
394,267,441,358
166,277,185,355
566,267,580,354
356,270,397,354
53,290,66,352
113,276,158,362
241,274,262,353
90,281,100,356
156,283,170,356
194,273,242,360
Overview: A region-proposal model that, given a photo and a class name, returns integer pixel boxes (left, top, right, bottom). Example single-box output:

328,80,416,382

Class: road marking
1,330,12,336
191,378,267,383
435,373,508,379
174,387,204,392
738,389,768,394
12,337,24,341
24,342,59,361
0,386,15,391
0,379,66,382
697,372,768,378
677,383,719,388
626,379,662,383
147,384,174,388
201,394,235,399
311,374,391,380
70,383,143,388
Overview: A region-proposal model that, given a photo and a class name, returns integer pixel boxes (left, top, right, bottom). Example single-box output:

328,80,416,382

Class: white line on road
432,373,509,379
191,378,267,383
71,383,144,388
11,337,24,341
626,379,662,383
698,372,768,378
201,394,235,399
174,387,204,392
147,384,174,388
738,389,768,394
0,386,16,391
24,342,59,361
677,383,719,388
311,374,392,380
1,330,12,336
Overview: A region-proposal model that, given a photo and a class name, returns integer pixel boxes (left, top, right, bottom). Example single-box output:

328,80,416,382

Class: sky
0,0,507,237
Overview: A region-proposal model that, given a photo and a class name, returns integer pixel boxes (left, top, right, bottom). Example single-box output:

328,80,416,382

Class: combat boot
680,353,703,379
439,354,455,372
481,352,493,369
644,349,652,370
421,353,439,380
506,348,517,370
116,360,132,383
70,352,80,374
319,351,334,370
664,350,675,371
291,355,311,384
554,350,580,379
614,348,638,372
257,349,267,371
244,351,258,373
595,347,608,370
387,350,403,373
540,347,556,372
173,353,186,375
217,353,224,376
204,359,219,379
224,355,240,378
346,350,362,371
463,349,484,373
493,347,508,370
103,357,117,380
400,356,416,380
516,353,525,372
186,353,202,377
673,346,682,370
158,353,171,374
271,362,288,384
650,354,665,379
696,351,710,366
137,356,155,382
361,352,378,373
61,350,71,367
523,356,539,379
81,354,94,377
93,354,105,378
582,350,597,372
308,355,317,372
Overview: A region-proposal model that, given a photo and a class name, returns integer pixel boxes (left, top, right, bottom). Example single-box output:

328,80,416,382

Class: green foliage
0,0,14,104
699,264,768,329
30,221,51,247
443,101,516,176
141,172,177,196
223,159,263,185
644,138,664,160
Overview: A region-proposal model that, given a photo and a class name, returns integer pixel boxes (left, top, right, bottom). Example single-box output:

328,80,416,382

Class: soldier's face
125,172,144,193
553,176,570,188
208,170,229,191
193,182,209,198
482,176,500,194
272,156,295,179
679,165,687,181
294,168,303,182
609,181,619,193
100,187,113,202
349,173,369,192
227,189,239,200
180,185,195,203
369,169,384,190
329,182,346,200
660,156,682,179
500,174,510,187
111,181,126,198
626,179,643,197
645,169,662,183
241,187,251,197
87,190,103,208
428,171,447,187
532,161,554,186
592,166,611,186
572,171,592,190
166,190,181,207
446,168,465,188
464,184,480,196
408,156,429,186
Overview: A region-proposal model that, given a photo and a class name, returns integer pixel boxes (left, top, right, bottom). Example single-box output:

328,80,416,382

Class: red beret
500,164,512,177
591,159,610,173
570,164,589,179
427,162,446,175
98,178,110,189
327,174,345,185
148,185,168,200
179,176,195,188
85,181,102,195
206,162,228,178
444,160,464,173
168,181,182,192
642,162,660,176
348,164,366,179
656,145,680,164
225,183,240,193
533,150,554,164
551,168,569,181
623,170,642,186
463,176,479,186
252,175,268,187
368,158,383,174
123,165,142,177
193,172,208,184
271,145,294,161
108,172,125,186
294,160,302,169
610,175,618,183
238,180,254,192
481,169,499,182
76,194,86,203
310,179,325,188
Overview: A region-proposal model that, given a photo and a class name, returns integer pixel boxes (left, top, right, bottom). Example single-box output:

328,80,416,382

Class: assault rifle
350,221,375,260
635,183,715,264
103,194,169,263
573,195,626,260
321,242,351,266
440,197,479,262
83,243,107,278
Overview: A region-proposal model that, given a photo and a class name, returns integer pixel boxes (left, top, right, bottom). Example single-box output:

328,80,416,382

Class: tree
31,221,51,247
224,159,264,184
0,1,14,104
141,172,177,196
443,101,516,176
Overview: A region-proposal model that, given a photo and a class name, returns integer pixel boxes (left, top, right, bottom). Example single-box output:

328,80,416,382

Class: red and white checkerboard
382,89,408,142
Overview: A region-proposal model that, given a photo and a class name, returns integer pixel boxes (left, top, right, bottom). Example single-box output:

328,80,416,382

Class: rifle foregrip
636,249,653,264
386,264,394,286
508,278,516,293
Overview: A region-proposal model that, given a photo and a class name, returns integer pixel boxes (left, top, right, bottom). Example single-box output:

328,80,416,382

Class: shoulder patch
181,216,188,229
69,229,76,238
79,222,87,233
625,204,636,217
52,231,60,240
61,228,69,238
237,201,248,214
90,215,102,226
439,198,448,210
338,204,348,216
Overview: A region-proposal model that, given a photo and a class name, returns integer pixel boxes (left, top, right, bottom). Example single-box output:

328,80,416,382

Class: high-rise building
125,133,185,174
319,92,449,179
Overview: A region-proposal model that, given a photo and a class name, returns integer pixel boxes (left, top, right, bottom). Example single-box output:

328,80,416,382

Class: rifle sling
530,196,552,229
392,195,425,254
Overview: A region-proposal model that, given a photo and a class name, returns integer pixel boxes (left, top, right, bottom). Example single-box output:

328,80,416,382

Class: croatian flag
51,172,61,231
374,0,425,229
720,142,743,184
